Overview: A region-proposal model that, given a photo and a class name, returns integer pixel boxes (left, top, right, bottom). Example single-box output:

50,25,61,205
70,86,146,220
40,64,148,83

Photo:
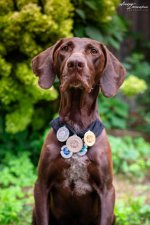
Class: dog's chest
62,154,92,195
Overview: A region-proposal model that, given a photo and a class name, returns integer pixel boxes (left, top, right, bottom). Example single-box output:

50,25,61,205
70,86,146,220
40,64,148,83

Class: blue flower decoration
77,144,88,156
60,145,73,158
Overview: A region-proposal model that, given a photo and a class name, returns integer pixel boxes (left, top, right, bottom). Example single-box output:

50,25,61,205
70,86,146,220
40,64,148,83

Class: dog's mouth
69,81,83,89
60,72,93,93
60,78,92,93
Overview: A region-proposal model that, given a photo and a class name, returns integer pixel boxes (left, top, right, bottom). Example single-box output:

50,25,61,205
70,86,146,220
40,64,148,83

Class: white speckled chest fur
63,154,92,196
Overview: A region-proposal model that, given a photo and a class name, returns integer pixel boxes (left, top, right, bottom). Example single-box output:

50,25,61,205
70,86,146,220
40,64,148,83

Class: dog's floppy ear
99,44,126,97
32,40,63,89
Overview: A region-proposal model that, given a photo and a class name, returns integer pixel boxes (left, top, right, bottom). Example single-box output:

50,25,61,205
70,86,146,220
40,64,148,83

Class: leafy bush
123,53,150,106
0,153,36,187
0,153,36,224
73,0,127,49
109,135,150,178
0,186,32,225
115,197,150,225
124,53,150,98
73,0,120,24
121,75,147,97
0,0,73,133
0,125,49,165
98,95,129,129
123,53,150,133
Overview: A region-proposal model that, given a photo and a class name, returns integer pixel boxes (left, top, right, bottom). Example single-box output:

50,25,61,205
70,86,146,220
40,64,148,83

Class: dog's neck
59,85,99,131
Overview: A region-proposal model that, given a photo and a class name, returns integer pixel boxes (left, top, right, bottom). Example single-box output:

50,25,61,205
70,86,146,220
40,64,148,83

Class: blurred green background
0,0,150,224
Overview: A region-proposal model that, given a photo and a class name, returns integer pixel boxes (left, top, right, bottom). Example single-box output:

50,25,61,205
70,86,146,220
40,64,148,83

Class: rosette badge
56,126,70,142
60,146,73,159
77,144,88,156
84,131,96,146
66,135,83,153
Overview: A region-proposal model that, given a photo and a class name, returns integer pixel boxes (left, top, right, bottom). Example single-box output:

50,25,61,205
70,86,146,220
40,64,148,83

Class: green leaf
84,0,97,10
115,106,128,118
75,9,86,20
107,37,120,50
85,25,103,41
111,116,127,129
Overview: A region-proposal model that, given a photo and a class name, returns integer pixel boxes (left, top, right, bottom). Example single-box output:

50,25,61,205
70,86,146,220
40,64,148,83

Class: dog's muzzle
60,75,92,93
60,53,93,92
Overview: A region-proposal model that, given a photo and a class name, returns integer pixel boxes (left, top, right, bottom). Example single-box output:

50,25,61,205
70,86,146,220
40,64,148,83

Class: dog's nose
67,60,85,71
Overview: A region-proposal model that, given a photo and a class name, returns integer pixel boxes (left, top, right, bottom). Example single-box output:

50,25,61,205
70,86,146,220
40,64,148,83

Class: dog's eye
91,48,98,55
61,45,69,51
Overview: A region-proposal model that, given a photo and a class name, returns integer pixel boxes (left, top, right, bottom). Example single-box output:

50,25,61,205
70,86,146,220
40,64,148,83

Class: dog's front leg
99,185,115,225
93,184,115,225
33,180,49,225
32,131,60,225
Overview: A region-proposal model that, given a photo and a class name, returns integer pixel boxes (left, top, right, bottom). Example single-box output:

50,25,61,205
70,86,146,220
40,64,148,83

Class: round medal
77,144,88,156
66,135,83,153
60,145,73,158
56,126,69,142
84,130,96,146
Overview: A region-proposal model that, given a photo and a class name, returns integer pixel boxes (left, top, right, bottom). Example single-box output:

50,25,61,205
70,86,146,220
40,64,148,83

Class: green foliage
124,53,150,80
73,0,120,23
121,75,147,97
115,197,150,225
124,53,150,102
0,153,36,187
0,0,73,133
0,187,25,224
123,52,150,133
44,0,73,37
0,153,35,224
73,0,127,49
109,135,150,178
98,95,129,129
5,99,34,134
0,56,12,77
0,0,14,16
0,126,49,164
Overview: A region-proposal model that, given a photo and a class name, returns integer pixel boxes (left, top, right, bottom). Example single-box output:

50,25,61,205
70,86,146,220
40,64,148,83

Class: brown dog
32,37,126,225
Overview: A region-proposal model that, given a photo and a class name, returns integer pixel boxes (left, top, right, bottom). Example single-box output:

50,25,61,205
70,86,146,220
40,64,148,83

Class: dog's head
32,37,126,97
